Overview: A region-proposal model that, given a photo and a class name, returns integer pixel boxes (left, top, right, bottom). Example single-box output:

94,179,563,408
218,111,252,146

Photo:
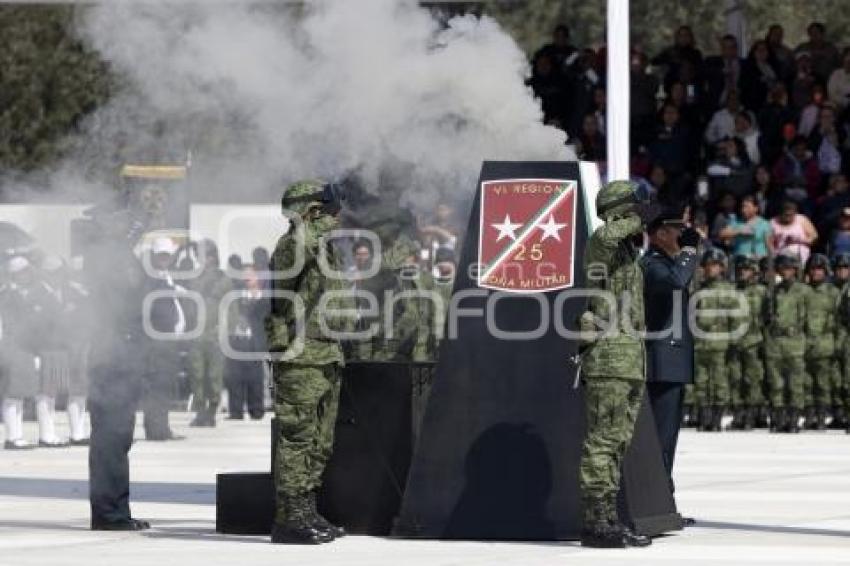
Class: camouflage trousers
728,346,765,408
765,339,805,410
579,377,644,525
694,350,730,407
188,339,224,411
273,363,341,524
804,356,840,408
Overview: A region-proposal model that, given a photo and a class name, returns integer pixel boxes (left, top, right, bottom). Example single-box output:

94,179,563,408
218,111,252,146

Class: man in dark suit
641,213,700,494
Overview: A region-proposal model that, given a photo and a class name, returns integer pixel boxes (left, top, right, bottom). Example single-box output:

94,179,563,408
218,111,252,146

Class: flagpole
606,0,631,182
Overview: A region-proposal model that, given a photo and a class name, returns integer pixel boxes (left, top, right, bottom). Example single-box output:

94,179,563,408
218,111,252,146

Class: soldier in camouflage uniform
833,253,850,430
265,180,347,545
729,255,766,430
188,240,232,427
693,249,737,432
578,180,656,549
803,254,839,430
764,253,808,433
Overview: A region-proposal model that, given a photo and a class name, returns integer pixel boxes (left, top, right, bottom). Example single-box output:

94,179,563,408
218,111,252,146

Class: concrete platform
2,413,850,565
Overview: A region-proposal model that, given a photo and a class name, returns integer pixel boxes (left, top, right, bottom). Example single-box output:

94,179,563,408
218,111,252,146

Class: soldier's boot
815,406,828,431
698,406,712,432
204,402,219,427
742,406,754,431
769,407,785,433
788,408,802,433
711,406,725,432
756,406,769,428
803,406,817,430
307,490,345,539
189,408,206,427
271,495,334,545
833,406,847,429
580,498,651,549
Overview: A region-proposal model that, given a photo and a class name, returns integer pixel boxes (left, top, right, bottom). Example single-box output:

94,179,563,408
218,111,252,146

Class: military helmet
759,256,770,274
734,254,758,271
832,252,850,269
701,248,727,267
281,180,327,215
806,253,831,273
774,253,801,270
596,180,649,220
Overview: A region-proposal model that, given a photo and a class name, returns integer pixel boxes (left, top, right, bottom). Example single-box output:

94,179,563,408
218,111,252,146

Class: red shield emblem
477,178,577,292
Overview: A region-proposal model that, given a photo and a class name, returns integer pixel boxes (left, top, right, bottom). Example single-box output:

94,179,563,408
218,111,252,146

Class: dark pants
646,381,685,490
227,359,265,419
88,365,139,524
142,345,177,439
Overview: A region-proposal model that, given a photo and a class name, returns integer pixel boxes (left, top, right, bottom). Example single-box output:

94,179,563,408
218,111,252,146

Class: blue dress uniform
640,243,698,485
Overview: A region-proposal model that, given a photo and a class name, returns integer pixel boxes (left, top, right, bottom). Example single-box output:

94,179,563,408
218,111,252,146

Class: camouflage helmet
806,253,831,274
701,248,727,267
596,180,649,220
281,180,327,216
774,253,801,270
733,254,758,271
832,252,850,269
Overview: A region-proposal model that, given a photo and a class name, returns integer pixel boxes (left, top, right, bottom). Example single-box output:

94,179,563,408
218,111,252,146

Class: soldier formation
686,249,850,434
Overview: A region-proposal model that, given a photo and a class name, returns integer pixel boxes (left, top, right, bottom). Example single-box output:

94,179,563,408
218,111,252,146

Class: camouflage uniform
728,256,766,429
803,256,839,428
265,180,347,543
837,276,850,430
578,181,652,546
188,251,232,425
764,256,808,431
692,250,736,431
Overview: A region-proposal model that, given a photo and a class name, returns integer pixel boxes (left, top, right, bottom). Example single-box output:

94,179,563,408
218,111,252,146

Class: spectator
527,53,570,128
758,83,796,165
798,84,827,137
808,103,844,178
771,200,818,264
564,48,602,136
577,112,606,161
752,164,782,217
828,207,850,255
652,25,704,87
719,194,774,258
815,173,850,239
828,48,850,111
795,22,840,83
707,137,754,197
740,40,779,112
535,24,577,74
649,103,696,177
631,50,660,148
734,111,761,164
705,89,742,145
772,135,822,201
766,24,795,82
710,193,738,246
591,86,606,132
667,80,702,133
703,34,743,110
791,51,818,110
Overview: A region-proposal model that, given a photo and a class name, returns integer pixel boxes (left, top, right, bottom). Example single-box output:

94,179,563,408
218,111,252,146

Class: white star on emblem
491,214,522,242
538,215,567,242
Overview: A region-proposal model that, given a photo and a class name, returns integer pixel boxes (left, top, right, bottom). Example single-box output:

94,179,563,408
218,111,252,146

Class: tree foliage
0,5,111,173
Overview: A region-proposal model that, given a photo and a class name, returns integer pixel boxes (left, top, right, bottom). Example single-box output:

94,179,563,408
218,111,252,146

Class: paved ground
2,413,850,566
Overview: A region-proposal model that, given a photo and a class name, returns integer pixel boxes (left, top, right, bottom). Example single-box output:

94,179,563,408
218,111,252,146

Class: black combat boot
741,406,754,431
711,406,725,432
580,497,651,548
803,406,816,430
698,406,713,432
204,402,219,427
271,495,334,545
307,491,345,539
833,406,847,429
816,406,827,431
769,407,785,432
787,408,801,433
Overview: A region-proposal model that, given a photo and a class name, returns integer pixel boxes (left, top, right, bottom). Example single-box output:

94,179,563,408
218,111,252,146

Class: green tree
0,5,111,174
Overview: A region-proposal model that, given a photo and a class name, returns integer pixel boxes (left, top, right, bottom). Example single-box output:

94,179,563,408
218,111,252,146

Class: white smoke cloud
75,0,571,209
